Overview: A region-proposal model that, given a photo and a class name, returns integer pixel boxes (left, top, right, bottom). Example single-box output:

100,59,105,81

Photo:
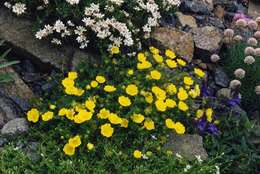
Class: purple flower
207,123,219,135
233,12,251,22
197,118,207,132
227,95,241,107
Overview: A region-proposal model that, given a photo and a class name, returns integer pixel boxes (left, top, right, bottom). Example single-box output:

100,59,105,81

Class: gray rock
214,67,230,87
165,133,208,161
0,96,21,128
1,118,28,135
0,7,95,71
230,105,247,117
152,27,194,62
192,26,223,61
180,0,212,15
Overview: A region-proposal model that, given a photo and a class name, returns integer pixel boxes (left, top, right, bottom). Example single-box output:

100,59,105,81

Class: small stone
0,96,20,127
180,0,211,15
1,118,28,135
214,5,225,19
165,133,208,161
176,12,198,28
217,88,232,99
152,27,194,62
214,67,230,87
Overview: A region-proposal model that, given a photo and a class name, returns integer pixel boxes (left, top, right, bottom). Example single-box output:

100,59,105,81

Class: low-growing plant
25,46,219,159
2,0,180,51
222,16,260,112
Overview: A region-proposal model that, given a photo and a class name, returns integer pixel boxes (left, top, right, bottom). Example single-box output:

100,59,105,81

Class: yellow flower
87,143,94,150
108,113,122,124
165,118,175,129
68,135,81,148
173,122,186,134
206,108,213,122
65,109,75,120
128,69,134,75
85,99,96,112
155,100,167,112
62,78,75,88
196,109,204,119
133,150,142,159
110,45,120,54
118,96,131,107
97,108,110,119
144,92,154,104
177,59,186,66
150,70,161,80
152,86,166,100
120,118,129,128
74,110,93,124
58,108,68,116
137,61,152,70
63,143,75,156
144,119,155,130
96,76,106,84
165,99,177,108
194,68,205,78
165,49,176,59
126,84,138,96
149,46,159,54
42,111,54,121
49,104,56,110
166,59,177,68
90,80,98,88
189,89,199,98
166,84,177,95
177,88,188,101
104,85,117,92
68,72,78,80
131,113,145,123
27,108,40,123
153,54,163,63
178,101,189,111
101,123,114,138
184,76,194,86
86,85,91,90
146,151,153,156
137,53,147,62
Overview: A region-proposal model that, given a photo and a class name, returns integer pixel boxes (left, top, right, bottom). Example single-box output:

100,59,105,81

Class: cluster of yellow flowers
26,46,206,156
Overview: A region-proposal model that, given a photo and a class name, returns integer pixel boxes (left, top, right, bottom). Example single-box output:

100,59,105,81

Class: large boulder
152,27,194,62
0,7,95,71
192,26,223,61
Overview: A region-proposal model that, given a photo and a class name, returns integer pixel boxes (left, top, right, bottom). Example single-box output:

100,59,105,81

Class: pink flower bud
255,48,260,56
224,29,234,37
248,20,257,30
244,47,255,55
210,54,221,63
255,86,260,95
229,80,241,89
244,56,255,65
236,19,247,28
254,31,260,40
247,37,258,46
234,68,246,79
233,35,243,42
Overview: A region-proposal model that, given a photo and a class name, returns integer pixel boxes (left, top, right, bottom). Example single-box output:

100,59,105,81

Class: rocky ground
0,0,259,160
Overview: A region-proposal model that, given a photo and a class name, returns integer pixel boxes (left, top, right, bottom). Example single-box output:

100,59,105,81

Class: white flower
184,164,191,172
51,38,62,45
215,166,220,174
53,20,66,33
12,3,26,15
195,155,203,163
66,0,80,5
4,2,12,9
109,0,124,6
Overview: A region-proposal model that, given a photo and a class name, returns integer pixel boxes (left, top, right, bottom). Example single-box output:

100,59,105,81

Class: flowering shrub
222,16,260,111
25,46,218,157
2,0,180,50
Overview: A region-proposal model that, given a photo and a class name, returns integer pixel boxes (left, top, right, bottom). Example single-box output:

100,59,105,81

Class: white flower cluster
3,0,180,50
4,2,27,15
66,0,80,5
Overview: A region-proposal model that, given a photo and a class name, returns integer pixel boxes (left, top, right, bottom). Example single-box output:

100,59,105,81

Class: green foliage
0,130,220,174
204,112,260,174
0,40,19,83
222,43,260,111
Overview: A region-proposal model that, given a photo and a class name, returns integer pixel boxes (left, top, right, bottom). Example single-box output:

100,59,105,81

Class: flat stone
214,67,230,87
0,7,95,71
192,26,223,61
152,27,194,62
176,12,198,28
165,133,208,160
1,118,28,135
